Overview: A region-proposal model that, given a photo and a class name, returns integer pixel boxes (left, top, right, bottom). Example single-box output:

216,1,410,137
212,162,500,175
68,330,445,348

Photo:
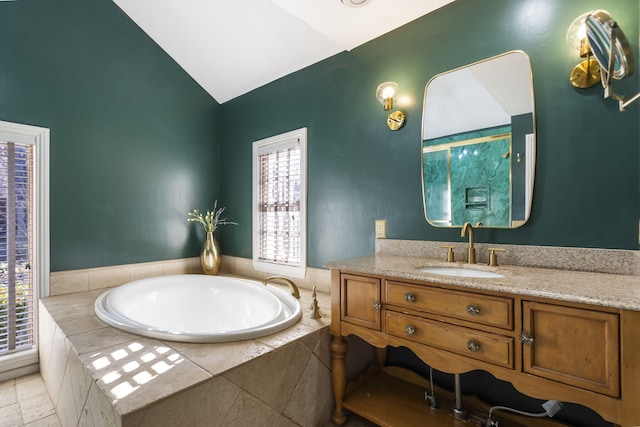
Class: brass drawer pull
520,332,534,345
372,301,382,311
405,325,417,336
466,339,481,352
404,293,416,303
466,304,481,315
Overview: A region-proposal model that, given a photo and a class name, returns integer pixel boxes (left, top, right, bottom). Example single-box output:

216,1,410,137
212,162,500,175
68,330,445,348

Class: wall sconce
568,10,640,111
567,12,601,88
376,81,406,131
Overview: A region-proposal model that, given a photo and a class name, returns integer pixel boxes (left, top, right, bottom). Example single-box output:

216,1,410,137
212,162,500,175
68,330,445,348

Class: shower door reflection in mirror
421,51,535,228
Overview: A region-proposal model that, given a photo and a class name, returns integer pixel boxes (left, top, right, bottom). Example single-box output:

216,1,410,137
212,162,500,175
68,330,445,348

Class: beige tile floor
0,373,61,427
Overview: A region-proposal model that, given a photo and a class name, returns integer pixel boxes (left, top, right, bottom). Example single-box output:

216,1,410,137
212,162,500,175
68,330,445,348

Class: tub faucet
262,276,301,299
461,222,476,264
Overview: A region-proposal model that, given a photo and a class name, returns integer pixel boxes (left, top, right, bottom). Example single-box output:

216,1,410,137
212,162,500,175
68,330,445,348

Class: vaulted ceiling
112,0,455,103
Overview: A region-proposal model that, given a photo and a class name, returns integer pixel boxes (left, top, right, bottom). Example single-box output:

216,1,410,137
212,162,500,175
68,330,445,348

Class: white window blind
258,146,301,264
0,141,35,356
252,128,307,278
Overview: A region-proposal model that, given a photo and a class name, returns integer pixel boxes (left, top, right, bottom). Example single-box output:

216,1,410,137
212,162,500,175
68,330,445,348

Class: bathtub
94,274,302,343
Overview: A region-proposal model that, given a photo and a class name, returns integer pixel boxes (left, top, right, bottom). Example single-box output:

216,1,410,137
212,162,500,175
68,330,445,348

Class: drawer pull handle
405,325,417,336
372,301,382,311
466,304,481,315
466,339,481,352
404,293,416,303
520,332,535,345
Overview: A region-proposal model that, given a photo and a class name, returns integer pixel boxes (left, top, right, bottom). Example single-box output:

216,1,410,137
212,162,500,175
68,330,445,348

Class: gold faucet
262,276,301,299
461,222,476,264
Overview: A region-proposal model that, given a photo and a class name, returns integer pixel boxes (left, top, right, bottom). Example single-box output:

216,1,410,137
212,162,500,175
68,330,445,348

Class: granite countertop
325,255,640,311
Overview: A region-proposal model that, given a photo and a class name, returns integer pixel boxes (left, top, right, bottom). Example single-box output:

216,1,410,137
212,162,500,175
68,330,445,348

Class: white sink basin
417,267,504,278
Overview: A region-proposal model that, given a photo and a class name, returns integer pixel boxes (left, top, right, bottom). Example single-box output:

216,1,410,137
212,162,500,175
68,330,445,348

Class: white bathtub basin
94,275,302,343
417,267,504,278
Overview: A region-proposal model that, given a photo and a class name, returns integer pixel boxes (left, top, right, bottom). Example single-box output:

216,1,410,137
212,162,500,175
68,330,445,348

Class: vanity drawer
385,281,513,330
385,311,514,368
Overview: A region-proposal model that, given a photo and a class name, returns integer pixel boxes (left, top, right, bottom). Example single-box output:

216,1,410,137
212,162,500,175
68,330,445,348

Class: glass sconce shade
566,11,593,50
376,82,399,111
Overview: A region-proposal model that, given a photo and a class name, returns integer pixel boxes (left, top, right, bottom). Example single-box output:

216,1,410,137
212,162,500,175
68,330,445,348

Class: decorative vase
200,231,221,275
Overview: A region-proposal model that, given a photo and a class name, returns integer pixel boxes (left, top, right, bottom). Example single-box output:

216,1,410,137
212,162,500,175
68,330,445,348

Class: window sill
252,260,307,279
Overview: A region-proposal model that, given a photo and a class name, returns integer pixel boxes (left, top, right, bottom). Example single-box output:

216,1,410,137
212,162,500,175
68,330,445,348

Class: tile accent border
49,258,201,296
376,239,640,276
49,256,331,296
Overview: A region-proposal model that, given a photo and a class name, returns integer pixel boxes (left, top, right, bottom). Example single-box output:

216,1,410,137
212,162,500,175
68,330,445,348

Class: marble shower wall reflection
423,125,514,227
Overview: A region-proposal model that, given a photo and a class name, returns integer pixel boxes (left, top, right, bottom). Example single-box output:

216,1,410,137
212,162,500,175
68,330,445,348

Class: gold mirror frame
421,51,536,228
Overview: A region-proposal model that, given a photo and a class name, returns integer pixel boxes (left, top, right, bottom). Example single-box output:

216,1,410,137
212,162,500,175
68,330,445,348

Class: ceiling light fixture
341,0,373,8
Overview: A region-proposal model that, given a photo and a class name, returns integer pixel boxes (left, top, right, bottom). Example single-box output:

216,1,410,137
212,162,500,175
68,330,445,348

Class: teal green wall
220,0,640,268
0,0,220,271
2,0,638,273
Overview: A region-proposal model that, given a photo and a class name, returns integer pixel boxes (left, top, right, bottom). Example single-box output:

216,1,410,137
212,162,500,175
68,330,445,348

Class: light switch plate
375,220,387,239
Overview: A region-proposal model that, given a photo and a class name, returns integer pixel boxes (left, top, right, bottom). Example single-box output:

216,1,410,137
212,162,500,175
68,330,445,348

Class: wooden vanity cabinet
330,270,640,427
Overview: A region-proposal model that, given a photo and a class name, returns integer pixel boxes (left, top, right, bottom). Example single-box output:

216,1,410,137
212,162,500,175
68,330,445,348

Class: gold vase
201,231,221,275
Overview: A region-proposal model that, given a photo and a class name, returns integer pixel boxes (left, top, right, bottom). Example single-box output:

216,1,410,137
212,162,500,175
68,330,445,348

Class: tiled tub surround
39,279,332,426
49,256,331,296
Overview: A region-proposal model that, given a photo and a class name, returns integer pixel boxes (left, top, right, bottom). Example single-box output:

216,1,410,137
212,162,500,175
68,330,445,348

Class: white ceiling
112,0,455,104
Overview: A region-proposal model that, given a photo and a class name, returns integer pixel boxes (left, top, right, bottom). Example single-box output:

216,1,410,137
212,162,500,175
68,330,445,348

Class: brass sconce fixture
376,81,406,130
567,12,600,88
568,10,640,111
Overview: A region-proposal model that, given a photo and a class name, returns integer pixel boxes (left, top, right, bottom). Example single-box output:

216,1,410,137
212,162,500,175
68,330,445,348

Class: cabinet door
341,274,381,330
522,301,619,397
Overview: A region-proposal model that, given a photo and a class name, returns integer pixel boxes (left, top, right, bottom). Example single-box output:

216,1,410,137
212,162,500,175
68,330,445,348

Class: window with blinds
252,128,307,278
0,141,35,356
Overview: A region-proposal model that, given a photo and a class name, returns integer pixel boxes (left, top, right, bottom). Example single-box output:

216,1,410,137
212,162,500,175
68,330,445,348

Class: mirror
421,51,536,228
585,9,640,111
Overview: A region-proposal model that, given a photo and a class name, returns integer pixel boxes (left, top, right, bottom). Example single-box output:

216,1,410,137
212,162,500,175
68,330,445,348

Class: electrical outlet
375,220,387,239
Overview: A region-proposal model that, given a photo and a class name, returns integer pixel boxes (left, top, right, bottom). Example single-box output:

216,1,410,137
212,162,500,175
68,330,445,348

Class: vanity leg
375,346,387,367
330,335,348,425
620,309,640,427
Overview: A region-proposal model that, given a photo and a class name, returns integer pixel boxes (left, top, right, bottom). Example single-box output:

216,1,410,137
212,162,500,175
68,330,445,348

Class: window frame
0,120,49,380
252,127,307,279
